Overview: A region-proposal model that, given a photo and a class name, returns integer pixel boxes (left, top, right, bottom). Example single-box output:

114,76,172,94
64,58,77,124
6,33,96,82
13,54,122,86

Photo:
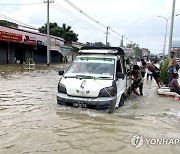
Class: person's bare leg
133,88,140,96
139,83,143,95
155,78,161,88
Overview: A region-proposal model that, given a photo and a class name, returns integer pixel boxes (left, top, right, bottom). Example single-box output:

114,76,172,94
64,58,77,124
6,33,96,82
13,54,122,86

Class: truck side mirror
58,70,64,75
117,72,125,79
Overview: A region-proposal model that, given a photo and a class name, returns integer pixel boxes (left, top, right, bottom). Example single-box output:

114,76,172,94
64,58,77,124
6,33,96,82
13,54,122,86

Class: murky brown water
0,64,180,154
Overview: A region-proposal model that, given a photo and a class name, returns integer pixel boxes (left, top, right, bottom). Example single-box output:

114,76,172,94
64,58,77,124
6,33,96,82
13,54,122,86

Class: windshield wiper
64,76,76,78
76,75,95,80
96,76,112,79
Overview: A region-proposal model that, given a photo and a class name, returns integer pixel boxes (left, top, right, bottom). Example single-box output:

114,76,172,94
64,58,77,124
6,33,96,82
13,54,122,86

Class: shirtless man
142,61,162,88
170,73,180,95
168,51,177,82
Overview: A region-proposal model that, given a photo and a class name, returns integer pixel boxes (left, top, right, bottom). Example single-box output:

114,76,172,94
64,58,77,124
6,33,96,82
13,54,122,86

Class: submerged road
0,64,180,154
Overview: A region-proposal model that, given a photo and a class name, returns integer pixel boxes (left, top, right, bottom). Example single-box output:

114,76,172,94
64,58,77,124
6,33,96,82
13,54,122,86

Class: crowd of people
129,51,180,96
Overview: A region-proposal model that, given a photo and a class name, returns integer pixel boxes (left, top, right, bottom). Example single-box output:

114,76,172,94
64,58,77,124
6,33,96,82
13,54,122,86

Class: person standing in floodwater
170,73,180,95
168,51,177,83
142,61,162,88
140,59,146,78
130,65,143,96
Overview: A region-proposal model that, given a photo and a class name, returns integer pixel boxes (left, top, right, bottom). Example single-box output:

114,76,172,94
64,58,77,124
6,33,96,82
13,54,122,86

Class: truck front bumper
57,92,116,109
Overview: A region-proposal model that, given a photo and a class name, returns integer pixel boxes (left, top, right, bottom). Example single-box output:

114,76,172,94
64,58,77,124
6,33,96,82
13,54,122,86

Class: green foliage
0,20,18,28
126,43,137,48
94,42,106,47
86,42,110,47
27,58,34,64
160,59,169,85
38,22,78,42
126,42,142,57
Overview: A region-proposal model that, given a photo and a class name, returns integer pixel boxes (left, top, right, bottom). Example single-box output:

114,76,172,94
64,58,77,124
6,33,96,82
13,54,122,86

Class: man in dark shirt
140,59,146,78
130,65,143,96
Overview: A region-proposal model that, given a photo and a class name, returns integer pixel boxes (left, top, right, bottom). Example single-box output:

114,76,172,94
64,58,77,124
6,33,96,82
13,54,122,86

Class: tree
86,42,110,47
160,59,169,85
0,20,18,28
94,42,107,47
126,42,142,57
38,22,78,42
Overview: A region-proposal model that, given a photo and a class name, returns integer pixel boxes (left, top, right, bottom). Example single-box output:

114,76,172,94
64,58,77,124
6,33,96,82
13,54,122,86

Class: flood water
0,64,180,154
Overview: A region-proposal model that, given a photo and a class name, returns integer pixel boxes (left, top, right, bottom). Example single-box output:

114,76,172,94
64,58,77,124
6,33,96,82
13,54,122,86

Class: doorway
15,44,24,64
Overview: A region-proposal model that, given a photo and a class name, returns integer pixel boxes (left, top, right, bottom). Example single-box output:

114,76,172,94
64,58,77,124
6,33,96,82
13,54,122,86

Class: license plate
73,102,87,108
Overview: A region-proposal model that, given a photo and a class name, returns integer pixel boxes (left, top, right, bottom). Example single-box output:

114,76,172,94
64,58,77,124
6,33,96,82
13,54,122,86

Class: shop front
0,25,65,64
0,30,23,64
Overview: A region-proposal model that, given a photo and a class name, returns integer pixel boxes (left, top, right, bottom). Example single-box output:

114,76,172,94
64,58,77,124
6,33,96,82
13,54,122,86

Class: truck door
115,59,126,107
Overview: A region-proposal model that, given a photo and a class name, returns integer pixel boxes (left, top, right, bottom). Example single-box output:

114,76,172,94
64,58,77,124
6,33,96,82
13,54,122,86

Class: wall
9,44,15,64
0,41,7,64
51,50,62,63
24,46,33,63
33,46,47,63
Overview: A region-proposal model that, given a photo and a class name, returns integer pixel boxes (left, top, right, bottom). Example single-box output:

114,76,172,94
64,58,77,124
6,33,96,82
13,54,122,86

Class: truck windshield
65,57,115,80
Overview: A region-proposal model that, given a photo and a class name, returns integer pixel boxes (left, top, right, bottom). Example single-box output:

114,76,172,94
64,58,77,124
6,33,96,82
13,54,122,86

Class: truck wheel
128,86,132,94
119,94,124,107
108,101,116,113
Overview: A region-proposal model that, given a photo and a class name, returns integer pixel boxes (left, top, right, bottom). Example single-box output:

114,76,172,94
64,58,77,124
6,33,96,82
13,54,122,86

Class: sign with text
60,45,72,56
0,31,22,43
24,35,36,45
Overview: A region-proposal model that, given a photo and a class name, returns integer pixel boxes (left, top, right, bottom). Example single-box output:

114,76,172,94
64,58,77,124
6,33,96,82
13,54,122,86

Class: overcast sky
0,0,180,54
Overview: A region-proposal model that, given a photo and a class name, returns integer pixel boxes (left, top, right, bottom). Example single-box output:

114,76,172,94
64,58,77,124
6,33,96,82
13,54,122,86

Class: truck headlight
98,86,117,97
58,83,67,94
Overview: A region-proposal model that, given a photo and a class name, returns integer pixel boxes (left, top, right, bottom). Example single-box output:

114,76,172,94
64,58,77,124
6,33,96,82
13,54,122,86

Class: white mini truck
57,47,132,113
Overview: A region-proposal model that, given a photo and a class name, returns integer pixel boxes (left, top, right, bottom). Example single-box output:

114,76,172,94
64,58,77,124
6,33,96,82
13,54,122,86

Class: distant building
141,48,150,61
141,48,150,57
172,40,180,57
0,25,65,64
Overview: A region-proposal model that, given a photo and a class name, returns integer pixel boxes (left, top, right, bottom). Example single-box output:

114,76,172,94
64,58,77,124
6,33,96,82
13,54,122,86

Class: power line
63,0,134,44
64,0,107,28
43,0,102,33
59,0,125,43
51,2,105,33
42,0,107,44
0,14,38,30
0,3,43,5
0,0,135,45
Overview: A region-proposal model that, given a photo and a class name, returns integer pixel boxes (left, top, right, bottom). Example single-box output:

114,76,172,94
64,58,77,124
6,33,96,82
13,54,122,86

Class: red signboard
24,35,36,45
0,31,22,43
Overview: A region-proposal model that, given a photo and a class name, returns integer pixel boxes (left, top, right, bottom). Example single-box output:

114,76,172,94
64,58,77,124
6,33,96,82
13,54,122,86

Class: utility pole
44,0,54,66
168,0,176,57
120,35,124,47
106,27,109,46
157,16,170,59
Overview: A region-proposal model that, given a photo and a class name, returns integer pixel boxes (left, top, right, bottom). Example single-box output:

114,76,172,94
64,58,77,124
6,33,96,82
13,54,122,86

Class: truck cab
57,47,132,113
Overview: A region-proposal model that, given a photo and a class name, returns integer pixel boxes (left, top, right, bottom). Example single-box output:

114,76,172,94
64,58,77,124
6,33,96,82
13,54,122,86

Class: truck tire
128,86,132,94
107,100,116,113
119,94,124,107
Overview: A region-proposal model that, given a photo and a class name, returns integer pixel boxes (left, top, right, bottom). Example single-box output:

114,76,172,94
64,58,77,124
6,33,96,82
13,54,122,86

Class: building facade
0,26,65,64
172,40,180,58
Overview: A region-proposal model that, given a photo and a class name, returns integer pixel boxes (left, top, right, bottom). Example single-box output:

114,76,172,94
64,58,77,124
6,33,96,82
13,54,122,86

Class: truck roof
79,46,124,55
77,54,117,59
